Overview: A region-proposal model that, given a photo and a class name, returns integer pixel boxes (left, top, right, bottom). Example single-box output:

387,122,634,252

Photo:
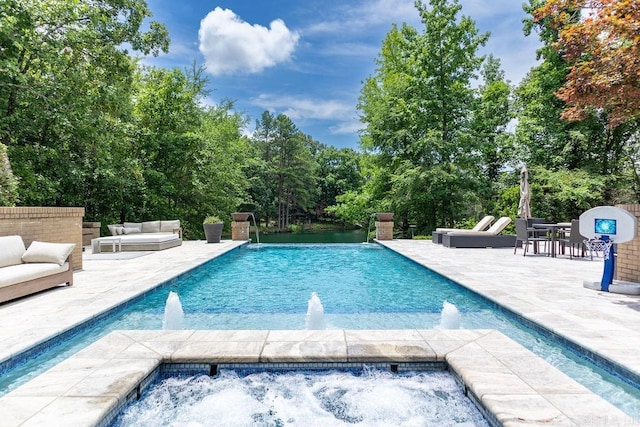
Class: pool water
1,244,640,419
114,369,489,426
122,243,494,330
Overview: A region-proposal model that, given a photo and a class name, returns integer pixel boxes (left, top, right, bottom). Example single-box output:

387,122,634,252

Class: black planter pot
203,223,224,243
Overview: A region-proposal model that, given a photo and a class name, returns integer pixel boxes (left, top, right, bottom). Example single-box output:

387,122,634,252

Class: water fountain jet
305,292,326,330
438,301,460,329
162,291,184,330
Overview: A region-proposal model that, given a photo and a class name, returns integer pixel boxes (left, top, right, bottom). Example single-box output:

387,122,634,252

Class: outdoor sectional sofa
91,220,182,253
0,235,75,304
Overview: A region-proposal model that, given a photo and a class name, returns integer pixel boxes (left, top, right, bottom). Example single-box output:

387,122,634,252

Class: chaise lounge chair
442,217,516,248
432,215,494,244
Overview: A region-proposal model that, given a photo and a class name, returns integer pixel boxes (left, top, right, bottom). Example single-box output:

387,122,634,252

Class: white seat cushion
0,263,69,288
97,233,178,245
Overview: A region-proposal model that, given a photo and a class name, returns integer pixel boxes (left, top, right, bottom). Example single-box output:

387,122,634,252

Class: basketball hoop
584,239,614,260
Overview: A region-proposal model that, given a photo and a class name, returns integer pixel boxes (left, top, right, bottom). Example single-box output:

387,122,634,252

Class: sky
143,0,542,150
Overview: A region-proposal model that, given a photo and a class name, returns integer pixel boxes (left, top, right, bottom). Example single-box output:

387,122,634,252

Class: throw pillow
123,222,142,233
22,241,76,266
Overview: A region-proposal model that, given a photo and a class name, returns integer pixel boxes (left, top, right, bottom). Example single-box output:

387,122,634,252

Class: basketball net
584,239,614,260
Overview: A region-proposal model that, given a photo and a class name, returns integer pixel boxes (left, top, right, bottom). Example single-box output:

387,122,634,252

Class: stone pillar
231,221,250,241
82,222,101,246
375,221,394,240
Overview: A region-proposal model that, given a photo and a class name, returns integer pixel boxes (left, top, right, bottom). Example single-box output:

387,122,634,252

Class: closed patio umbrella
517,165,531,219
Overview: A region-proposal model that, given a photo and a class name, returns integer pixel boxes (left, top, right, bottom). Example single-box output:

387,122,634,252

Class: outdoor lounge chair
442,217,516,248
431,215,494,244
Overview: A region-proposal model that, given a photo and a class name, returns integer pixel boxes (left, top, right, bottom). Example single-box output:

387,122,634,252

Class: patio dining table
532,222,572,257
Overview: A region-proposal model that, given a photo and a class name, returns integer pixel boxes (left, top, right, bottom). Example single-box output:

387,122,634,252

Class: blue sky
143,0,542,150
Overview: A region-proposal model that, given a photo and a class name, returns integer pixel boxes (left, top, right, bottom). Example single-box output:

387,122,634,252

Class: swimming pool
1,244,640,419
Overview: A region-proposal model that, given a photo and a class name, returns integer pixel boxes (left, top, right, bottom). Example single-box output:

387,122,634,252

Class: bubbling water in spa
114,369,489,426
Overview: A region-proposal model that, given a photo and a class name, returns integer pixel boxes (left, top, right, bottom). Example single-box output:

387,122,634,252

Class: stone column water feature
231,221,250,240
375,213,394,240
231,212,250,241
375,222,394,240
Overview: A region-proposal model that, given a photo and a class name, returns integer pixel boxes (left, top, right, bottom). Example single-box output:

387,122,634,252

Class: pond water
258,229,367,243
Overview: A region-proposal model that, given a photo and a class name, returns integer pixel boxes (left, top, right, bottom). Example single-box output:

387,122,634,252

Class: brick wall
0,207,84,270
615,204,640,283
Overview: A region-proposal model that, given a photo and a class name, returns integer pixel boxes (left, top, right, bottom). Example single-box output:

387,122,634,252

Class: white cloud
330,120,363,135
198,7,300,75
252,94,353,120
304,0,418,36
250,94,359,135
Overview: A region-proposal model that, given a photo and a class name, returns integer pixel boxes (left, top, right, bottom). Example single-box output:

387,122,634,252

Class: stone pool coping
0,329,635,426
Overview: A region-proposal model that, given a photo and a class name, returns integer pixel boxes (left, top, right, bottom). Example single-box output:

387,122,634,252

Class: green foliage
326,190,373,227
1,0,169,212
516,2,640,203
412,235,431,240
495,166,607,222
315,146,363,215
203,216,222,224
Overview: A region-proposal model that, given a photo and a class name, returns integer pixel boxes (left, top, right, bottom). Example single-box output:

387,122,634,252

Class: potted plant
203,216,224,243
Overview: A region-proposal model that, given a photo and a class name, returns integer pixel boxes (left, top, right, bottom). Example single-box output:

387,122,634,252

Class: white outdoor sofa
91,220,182,253
0,235,75,304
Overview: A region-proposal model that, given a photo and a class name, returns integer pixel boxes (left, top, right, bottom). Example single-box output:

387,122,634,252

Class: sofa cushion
107,224,123,236
123,222,142,233
22,241,76,266
0,235,26,268
122,227,140,235
160,220,180,232
0,262,70,288
141,221,161,233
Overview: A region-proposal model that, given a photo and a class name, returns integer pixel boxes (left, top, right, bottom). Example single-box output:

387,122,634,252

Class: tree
250,112,318,230
515,0,640,207
533,0,640,127
358,0,489,232
131,65,250,237
0,0,169,208
315,145,363,218
469,55,513,214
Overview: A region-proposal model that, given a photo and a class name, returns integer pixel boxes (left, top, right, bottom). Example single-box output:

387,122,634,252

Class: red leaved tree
534,0,640,128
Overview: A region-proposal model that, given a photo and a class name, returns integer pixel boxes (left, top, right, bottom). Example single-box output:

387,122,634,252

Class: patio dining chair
514,218,551,256
557,219,587,259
